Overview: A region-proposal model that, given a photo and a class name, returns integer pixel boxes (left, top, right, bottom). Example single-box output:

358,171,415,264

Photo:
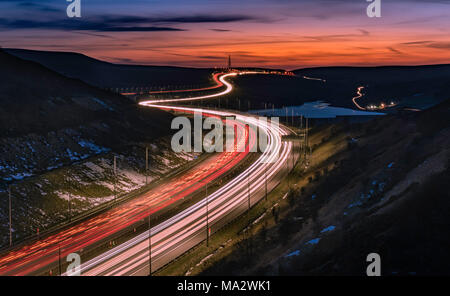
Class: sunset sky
0,0,449,69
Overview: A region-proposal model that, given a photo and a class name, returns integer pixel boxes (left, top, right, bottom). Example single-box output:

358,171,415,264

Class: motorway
75,72,295,276
141,72,239,104
0,114,253,275
0,71,296,276
121,72,225,96
78,106,293,275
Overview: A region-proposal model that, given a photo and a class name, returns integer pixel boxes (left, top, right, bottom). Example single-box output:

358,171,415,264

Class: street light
247,170,250,213
206,182,209,247
58,244,62,276
245,124,251,214
265,164,268,201
68,191,71,222
113,155,117,204
135,204,152,276
145,147,149,185
8,185,12,247
42,239,62,276
148,210,152,276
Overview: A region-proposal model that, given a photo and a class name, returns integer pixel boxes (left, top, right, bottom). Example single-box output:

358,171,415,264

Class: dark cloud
358,29,370,36
97,26,183,32
149,15,261,23
15,1,60,12
400,40,450,49
210,29,233,32
0,13,261,32
0,17,185,32
303,30,369,42
425,42,450,49
401,40,433,45
72,31,115,38
196,55,224,60
97,14,266,24
387,47,403,54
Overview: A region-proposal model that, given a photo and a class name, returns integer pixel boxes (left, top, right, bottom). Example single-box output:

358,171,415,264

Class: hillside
222,64,450,111
0,50,179,247
0,48,172,139
294,65,450,110
4,48,214,89
201,97,450,276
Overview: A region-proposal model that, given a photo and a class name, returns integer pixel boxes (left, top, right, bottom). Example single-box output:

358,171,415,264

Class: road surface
121,72,225,96
77,105,293,275
75,72,296,275
0,71,296,276
0,114,253,275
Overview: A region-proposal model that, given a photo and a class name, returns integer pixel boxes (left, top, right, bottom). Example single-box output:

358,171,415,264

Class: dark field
220,65,450,112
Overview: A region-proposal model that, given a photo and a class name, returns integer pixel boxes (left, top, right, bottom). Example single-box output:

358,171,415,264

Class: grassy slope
0,49,171,137
0,49,174,247
196,98,450,276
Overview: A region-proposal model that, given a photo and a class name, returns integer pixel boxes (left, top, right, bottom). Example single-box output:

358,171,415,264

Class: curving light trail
74,72,294,275
0,71,293,276
0,116,252,275
78,107,290,275
140,72,237,104
352,86,366,110
121,72,226,96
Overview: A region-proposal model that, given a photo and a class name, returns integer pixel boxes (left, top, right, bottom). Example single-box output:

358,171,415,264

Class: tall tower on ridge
227,55,231,70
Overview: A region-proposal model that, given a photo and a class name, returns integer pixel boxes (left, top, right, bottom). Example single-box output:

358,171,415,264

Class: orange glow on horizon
60,28,450,70
1,1,449,69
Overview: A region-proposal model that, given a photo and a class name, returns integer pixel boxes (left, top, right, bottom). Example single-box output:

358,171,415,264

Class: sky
0,0,449,69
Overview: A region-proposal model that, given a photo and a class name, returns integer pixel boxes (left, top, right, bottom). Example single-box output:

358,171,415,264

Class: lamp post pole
68,191,71,222
58,244,62,276
148,211,152,276
113,155,117,204
206,183,209,247
247,171,250,213
145,147,149,185
8,185,12,247
265,165,268,201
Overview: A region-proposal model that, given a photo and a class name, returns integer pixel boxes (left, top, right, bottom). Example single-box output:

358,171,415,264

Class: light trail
75,71,294,276
0,115,253,275
138,71,265,105
302,75,326,83
77,107,290,275
352,86,366,110
0,71,294,276
121,72,225,96
352,86,398,111
139,72,238,104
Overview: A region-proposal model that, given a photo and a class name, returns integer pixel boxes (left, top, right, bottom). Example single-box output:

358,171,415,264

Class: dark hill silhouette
224,64,450,111
294,65,450,109
202,93,450,276
4,48,213,89
294,64,450,82
0,48,171,138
